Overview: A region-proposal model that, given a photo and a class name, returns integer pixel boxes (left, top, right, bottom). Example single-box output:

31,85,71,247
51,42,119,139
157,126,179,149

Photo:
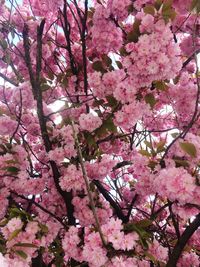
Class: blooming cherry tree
0,0,200,266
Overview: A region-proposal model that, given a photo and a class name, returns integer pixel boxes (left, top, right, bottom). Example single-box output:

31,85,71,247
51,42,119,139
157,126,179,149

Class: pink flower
0,253,8,267
140,14,155,32
79,113,102,132
7,217,23,233
0,116,17,136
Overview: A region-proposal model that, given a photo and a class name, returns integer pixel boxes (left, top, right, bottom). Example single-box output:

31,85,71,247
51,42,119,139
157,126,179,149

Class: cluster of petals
91,5,123,54
114,101,149,130
107,0,131,21
124,17,182,89
153,167,196,205
72,195,112,226
59,165,85,192
88,69,126,99
79,113,102,132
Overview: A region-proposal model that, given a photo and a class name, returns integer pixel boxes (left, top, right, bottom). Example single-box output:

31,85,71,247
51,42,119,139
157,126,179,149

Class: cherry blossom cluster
0,0,200,266
124,15,182,89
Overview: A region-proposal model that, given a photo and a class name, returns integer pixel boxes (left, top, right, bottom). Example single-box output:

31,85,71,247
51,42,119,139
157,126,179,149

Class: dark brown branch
32,251,46,267
110,15,127,36
93,180,126,222
80,0,88,96
23,21,75,225
168,201,180,240
11,191,66,228
151,203,170,219
112,161,132,171
125,194,138,223
166,213,200,267
36,19,45,88
61,1,78,76
182,48,200,69
22,24,37,99
0,72,19,86
10,88,23,143
160,44,200,163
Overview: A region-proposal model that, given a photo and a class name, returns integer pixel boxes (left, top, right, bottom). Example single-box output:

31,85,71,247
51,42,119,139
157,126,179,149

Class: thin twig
11,191,66,228
71,120,107,246
0,72,19,86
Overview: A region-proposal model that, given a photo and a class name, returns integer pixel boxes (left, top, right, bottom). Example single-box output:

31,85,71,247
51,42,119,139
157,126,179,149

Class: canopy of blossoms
0,0,200,266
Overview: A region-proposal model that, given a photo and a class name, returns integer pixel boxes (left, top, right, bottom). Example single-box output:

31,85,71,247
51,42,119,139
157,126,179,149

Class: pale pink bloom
7,217,23,233
79,113,102,132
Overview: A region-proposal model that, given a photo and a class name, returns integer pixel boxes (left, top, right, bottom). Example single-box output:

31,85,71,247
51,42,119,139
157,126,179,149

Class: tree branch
71,121,107,246
22,20,75,225
182,48,200,69
11,191,67,228
0,72,19,86
166,213,200,267
93,180,126,222
22,23,37,99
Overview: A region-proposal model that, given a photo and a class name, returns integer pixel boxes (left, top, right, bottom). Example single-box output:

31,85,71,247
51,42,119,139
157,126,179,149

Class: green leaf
9,208,31,221
0,39,8,50
14,242,38,248
47,71,54,80
104,117,117,133
162,0,173,11
171,132,179,139
62,75,68,87
162,8,176,22
106,95,118,108
153,80,168,91
124,222,151,250
5,166,20,174
65,69,73,77
10,208,27,216
4,54,11,64
0,219,8,227
119,47,129,56
116,61,123,69
148,160,157,170
156,140,166,153
144,140,152,149
174,158,190,168
127,20,140,43
84,132,96,147
135,219,153,228
87,10,94,19
93,99,105,107
14,250,28,259
143,5,155,15
127,30,138,43
39,223,48,234
8,229,21,241
144,251,157,263
92,61,105,73
41,83,51,92
101,55,112,67
161,0,176,22
139,150,151,157
145,93,157,108
95,117,117,137
0,244,6,254
5,159,18,165
127,4,134,14
155,0,163,10
124,222,139,233
190,0,200,13
179,142,197,158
